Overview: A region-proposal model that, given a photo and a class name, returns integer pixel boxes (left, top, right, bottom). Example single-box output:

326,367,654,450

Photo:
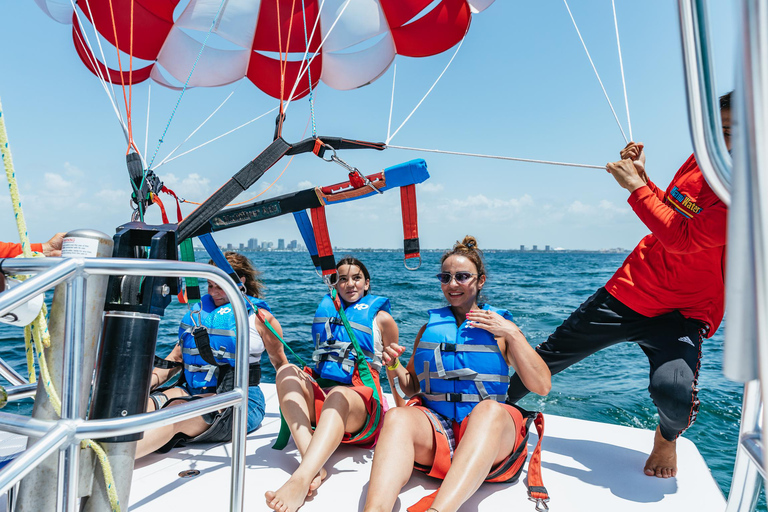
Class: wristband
386,358,400,371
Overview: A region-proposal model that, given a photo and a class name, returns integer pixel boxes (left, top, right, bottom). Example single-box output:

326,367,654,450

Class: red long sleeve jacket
604,155,727,337
0,242,43,258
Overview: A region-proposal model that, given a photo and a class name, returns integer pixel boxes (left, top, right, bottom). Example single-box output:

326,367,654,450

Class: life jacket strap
416,392,507,403
153,355,182,370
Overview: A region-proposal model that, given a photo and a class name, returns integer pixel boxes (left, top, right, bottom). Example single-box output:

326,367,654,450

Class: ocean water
0,250,761,507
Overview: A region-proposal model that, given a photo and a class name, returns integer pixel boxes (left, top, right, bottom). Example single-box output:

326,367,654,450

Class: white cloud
297,180,313,188
161,173,211,200
419,182,444,193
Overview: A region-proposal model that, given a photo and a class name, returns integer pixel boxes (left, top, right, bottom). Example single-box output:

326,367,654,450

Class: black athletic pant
507,288,705,441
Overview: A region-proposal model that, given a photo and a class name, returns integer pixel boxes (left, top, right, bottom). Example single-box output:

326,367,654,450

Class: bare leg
429,401,518,512
266,385,369,512
644,426,677,478
273,365,318,455
135,388,211,459
363,407,437,512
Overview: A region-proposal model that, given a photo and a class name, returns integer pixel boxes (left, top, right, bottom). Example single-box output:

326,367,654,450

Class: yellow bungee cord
0,96,121,512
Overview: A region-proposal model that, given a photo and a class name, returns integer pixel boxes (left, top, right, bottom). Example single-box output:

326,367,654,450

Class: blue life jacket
311,294,390,385
179,295,271,392
413,304,513,422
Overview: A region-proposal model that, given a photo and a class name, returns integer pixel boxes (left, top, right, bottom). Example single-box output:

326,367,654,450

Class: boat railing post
227,284,250,512
725,381,763,512
678,0,733,204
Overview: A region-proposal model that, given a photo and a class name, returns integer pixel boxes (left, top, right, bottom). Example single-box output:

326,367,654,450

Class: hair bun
459,235,478,251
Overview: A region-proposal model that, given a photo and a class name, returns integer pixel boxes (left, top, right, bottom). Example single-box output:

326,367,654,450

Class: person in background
137,252,288,458
363,236,550,512
0,232,65,258
266,257,399,512
507,93,731,478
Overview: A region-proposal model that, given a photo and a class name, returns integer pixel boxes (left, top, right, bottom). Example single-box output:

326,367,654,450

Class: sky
0,1,737,251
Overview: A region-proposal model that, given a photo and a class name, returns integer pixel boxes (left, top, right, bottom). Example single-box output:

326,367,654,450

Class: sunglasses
436,272,477,285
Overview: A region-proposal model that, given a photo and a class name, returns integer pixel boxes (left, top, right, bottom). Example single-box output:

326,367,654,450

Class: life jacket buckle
442,343,457,352
528,496,550,511
446,392,462,402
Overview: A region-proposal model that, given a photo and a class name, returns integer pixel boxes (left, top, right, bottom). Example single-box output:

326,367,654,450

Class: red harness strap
400,184,420,266
406,403,548,512
309,205,337,277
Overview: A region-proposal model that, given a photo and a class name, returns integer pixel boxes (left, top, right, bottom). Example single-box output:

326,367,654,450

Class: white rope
144,83,151,159
70,0,130,143
283,0,352,113
385,144,604,169
154,85,240,169
155,106,279,168
612,0,633,141
386,62,397,143
562,0,628,144
386,37,465,145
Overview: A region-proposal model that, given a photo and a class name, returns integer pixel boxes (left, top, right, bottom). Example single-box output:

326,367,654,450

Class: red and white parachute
34,0,495,100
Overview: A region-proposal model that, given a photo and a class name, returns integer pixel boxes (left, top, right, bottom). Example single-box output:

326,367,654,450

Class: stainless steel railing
0,257,251,512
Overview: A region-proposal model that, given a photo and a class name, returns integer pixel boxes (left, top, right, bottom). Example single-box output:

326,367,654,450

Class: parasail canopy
34,0,495,100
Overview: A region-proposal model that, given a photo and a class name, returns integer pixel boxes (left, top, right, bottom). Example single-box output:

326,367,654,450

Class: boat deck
128,383,725,511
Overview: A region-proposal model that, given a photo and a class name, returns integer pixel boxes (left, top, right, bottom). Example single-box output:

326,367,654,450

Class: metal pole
15,230,113,512
725,381,764,511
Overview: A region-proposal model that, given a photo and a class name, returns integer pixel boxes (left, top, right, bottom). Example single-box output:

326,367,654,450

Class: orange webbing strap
400,184,420,268
405,403,454,512
309,206,336,277
152,193,170,224
526,413,549,508
162,185,184,222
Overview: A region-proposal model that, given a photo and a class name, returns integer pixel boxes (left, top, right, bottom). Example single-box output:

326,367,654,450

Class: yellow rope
0,96,120,512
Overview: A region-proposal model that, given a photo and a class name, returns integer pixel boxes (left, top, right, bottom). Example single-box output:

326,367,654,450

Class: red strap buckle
349,170,366,189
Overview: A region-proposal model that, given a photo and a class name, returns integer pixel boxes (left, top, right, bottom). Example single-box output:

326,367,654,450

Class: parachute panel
176,0,261,50
388,0,471,58
320,35,396,91
319,0,390,53
247,52,322,100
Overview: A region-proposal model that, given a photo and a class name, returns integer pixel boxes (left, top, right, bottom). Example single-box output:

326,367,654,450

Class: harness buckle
446,393,463,403
442,343,457,352
528,496,550,511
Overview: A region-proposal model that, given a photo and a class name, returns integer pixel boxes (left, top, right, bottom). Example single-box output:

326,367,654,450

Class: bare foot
265,474,313,512
644,426,677,478
309,467,327,493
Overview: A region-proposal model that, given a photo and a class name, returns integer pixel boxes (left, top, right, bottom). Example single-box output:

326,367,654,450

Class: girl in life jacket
363,236,551,512
136,252,288,459
265,257,399,512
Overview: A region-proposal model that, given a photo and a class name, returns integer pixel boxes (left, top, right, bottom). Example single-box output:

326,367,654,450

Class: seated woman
136,252,288,458
265,257,399,512
363,236,551,512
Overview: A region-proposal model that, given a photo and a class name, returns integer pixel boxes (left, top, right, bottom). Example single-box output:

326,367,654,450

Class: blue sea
0,250,762,507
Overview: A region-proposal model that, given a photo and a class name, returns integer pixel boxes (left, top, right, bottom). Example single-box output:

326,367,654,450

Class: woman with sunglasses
363,236,551,512
266,257,399,512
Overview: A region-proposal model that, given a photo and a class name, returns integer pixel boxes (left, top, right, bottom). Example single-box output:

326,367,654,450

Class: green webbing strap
179,238,200,304
0,385,6,409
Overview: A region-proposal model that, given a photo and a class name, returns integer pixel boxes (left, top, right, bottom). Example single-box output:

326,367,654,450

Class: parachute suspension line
387,62,397,143
156,106,279,169
144,83,151,159
283,0,351,113
562,0,628,144
105,0,132,142
1,99,121,511
147,0,228,169
385,144,605,170
125,0,138,155
155,85,241,169
386,37,465,145
301,0,318,138
275,0,299,137
68,0,129,144
612,0,633,141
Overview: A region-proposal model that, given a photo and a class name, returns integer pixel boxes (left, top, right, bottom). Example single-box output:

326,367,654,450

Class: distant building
288,240,298,250
226,243,233,251
532,245,538,251
520,245,525,251
278,239,285,250
247,238,258,250
239,243,244,250
545,245,551,252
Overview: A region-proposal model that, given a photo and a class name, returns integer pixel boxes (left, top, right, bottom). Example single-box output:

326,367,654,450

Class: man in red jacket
507,93,730,479
0,233,65,258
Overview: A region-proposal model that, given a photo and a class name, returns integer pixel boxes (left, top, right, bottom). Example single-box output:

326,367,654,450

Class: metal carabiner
528,496,550,512
322,272,338,288
403,255,422,270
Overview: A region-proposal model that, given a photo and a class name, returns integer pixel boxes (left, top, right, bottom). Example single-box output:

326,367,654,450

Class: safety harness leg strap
310,206,336,277
400,184,420,265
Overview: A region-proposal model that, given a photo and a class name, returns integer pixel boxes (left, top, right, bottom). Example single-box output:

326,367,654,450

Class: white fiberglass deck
128,383,725,512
